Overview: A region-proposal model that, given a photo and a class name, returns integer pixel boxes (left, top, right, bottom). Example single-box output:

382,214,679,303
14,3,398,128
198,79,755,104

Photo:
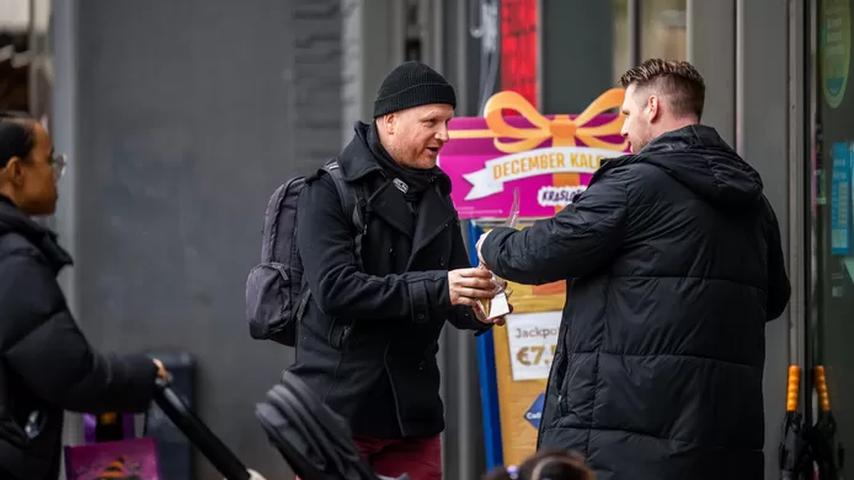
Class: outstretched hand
152,358,170,383
448,266,498,311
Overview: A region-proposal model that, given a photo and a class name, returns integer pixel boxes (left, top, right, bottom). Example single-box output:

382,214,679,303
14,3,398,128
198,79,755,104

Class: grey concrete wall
72,1,342,477
293,0,345,169
341,0,363,146
736,1,792,478
360,0,404,121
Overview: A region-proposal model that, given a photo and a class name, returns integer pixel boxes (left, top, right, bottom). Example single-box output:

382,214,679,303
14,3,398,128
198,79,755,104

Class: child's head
483,450,594,480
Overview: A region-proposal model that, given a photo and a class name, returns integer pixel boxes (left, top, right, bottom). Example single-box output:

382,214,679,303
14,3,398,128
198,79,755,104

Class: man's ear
646,95,660,123
381,113,396,135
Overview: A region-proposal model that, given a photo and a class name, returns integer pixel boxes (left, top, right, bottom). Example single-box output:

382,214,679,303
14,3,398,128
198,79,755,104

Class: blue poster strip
831,142,851,255
466,221,504,469
466,220,483,267
476,331,503,469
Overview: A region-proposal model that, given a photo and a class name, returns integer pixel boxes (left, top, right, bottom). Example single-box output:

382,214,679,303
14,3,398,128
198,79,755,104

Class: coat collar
369,181,414,238
593,125,730,181
366,178,457,265
406,186,456,269
638,124,731,155
339,122,458,265
338,122,453,194
337,122,387,182
0,195,72,272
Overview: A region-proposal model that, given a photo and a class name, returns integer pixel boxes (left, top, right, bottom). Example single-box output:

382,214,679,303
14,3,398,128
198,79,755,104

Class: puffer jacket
482,125,791,480
0,195,157,480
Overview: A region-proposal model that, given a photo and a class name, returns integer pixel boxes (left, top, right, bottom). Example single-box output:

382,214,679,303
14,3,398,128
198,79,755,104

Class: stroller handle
153,379,251,480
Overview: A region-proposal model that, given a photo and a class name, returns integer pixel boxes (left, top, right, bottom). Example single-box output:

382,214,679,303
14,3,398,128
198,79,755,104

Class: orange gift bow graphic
454,89,628,201
449,88,628,153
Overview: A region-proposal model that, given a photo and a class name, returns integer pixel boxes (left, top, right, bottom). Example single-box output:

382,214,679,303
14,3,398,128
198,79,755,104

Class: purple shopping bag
64,437,160,480
83,412,136,443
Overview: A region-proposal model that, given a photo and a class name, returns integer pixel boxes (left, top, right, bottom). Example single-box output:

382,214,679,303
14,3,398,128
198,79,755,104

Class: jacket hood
603,125,763,209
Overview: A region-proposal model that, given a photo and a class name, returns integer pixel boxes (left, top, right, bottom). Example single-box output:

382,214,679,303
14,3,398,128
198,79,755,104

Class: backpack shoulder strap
320,159,369,266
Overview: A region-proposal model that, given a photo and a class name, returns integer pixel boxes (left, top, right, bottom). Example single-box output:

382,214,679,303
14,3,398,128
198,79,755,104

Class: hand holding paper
448,267,498,311
474,276,511,324
473,188,519,323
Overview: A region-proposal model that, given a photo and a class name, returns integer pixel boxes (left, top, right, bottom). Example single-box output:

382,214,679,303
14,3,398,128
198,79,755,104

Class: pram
153,373,408,480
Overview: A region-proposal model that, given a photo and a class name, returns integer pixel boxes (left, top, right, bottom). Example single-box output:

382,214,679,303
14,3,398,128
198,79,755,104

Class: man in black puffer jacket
477,59,790,479
0,111,166,480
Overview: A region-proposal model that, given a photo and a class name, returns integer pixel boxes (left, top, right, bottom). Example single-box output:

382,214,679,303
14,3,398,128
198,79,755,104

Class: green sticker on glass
821,0,851,109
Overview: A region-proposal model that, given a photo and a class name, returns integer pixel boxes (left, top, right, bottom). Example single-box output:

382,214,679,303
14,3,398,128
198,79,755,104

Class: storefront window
811,0,853,467
640,0,687,61
0,0,52,118
0,0,31,110
612,0,630,84
609,0,686,84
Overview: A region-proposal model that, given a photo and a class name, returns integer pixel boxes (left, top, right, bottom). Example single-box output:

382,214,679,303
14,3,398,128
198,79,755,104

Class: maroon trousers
354,434,442,480
297,434,442,480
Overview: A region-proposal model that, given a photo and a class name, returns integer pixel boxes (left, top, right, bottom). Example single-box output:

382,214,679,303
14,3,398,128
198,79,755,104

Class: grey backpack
245,160,366,346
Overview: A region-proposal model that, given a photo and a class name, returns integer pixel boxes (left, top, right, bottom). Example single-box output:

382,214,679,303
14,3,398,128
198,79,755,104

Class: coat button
439,258,446,267
389,247,395,255
416,313,425,321
418,361,425,371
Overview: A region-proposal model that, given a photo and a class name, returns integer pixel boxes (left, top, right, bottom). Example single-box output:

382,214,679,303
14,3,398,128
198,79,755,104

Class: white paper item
487,291,511,319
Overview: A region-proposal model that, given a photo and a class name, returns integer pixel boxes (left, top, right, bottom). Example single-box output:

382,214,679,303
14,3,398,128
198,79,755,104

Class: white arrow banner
463,146,623,200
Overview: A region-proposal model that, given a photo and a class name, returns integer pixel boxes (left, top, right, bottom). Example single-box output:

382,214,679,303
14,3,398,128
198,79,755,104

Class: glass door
809,0,854,472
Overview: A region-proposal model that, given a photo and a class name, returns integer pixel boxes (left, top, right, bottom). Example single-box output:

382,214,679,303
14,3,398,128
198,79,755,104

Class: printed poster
831,141,851,255
439,89,629,220
505,311,561,381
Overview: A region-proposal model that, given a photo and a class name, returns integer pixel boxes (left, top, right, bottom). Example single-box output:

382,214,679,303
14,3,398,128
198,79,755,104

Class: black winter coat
289,123,484,439
0,196,157,480
481,125,790,480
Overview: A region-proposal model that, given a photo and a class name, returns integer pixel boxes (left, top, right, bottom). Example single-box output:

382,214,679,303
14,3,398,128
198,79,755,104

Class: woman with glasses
0,111,169,480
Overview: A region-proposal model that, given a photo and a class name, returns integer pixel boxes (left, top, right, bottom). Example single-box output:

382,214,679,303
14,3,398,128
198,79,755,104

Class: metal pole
786,0,807,370
628,0,641,66
52,0,82,466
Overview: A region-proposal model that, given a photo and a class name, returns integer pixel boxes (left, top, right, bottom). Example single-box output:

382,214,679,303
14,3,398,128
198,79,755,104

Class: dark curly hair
619,58,705,120
482,449,595,480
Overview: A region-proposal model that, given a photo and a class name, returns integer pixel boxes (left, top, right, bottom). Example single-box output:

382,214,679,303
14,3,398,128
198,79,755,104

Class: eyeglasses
49,153,67,182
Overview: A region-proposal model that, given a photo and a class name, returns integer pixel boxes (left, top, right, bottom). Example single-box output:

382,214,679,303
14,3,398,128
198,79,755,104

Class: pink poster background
439,114,626,220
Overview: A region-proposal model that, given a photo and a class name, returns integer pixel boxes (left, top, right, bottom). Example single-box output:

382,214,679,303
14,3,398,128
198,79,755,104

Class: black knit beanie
373,61,456,118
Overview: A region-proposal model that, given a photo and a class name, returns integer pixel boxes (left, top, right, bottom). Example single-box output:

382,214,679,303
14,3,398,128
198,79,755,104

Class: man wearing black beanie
290,62,507,479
